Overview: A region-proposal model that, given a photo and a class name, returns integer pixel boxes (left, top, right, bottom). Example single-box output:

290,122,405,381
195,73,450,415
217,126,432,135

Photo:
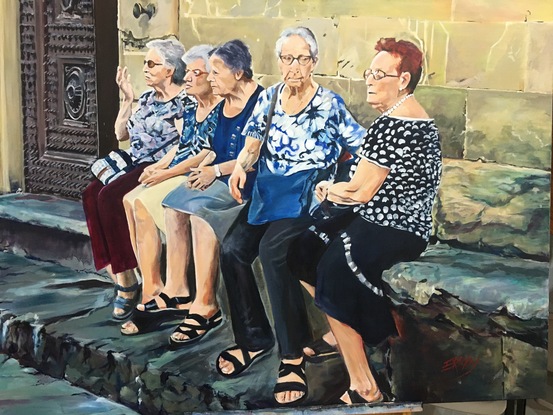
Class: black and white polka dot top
355,115,442,241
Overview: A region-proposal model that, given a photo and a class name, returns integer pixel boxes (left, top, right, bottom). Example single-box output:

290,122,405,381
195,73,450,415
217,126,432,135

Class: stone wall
118,0,552,248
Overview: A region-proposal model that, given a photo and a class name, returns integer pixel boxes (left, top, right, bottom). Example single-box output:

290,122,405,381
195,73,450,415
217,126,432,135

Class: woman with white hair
120,44,222,335
82,38,188,321
216,27,367,406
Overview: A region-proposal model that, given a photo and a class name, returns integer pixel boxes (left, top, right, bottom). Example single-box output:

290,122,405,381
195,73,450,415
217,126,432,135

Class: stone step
0,193,94,271
0,251,423,414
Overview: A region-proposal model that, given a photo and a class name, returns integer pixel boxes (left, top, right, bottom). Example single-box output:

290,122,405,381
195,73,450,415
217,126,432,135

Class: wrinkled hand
188,166,216,191
140,168,170,186
315,180,332,202
228,165,247,203
116,66,133,101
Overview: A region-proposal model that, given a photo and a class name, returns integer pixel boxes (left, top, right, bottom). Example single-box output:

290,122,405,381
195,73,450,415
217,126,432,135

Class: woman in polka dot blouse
288,38,442,405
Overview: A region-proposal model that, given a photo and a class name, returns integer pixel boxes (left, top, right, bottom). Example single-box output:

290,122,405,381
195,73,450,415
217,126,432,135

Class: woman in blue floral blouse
82,39,188,321
216,27,366,406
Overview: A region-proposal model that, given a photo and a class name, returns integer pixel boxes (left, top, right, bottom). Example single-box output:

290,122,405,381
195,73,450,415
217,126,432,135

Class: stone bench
380,158,550,402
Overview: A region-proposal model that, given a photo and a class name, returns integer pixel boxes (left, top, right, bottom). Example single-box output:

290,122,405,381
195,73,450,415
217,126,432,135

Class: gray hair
275,26,319,60
209,39,253,80
182,44,214,73
146,39,186,85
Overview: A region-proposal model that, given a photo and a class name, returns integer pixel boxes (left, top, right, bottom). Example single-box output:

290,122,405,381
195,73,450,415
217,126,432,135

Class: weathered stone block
434,159,550,258
179,17,338,76
526,23,553,94
452,0,553,22
465,91,551,169
503,337,547,398
384,244,549,320
119,0,179,47
320,0,451,20
416,86,467,159
444,22,527,91
390,306,503,402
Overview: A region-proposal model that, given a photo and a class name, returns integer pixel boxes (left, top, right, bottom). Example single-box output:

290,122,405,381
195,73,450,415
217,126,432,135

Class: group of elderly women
82,26,442,407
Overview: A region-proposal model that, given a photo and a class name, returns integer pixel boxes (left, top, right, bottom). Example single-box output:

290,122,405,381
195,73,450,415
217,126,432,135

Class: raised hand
116,66,134,102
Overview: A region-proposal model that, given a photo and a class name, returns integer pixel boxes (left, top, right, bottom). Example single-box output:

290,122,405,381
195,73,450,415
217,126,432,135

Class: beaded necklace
381,93,413,117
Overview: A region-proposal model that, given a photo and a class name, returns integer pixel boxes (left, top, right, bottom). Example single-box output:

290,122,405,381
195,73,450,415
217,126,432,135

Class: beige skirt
124,175,189,233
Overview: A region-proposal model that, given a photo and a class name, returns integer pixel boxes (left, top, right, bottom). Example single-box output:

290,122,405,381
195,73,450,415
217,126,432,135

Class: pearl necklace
381,93,413,117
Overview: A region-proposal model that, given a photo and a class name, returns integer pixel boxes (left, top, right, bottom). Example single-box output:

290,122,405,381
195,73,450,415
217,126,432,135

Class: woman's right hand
116,66,134,102
229,164,247,204
315,180,332,202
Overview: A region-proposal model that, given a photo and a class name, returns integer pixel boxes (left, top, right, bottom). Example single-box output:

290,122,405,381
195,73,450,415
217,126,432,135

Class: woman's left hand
315,180,332,202
188,166,216,191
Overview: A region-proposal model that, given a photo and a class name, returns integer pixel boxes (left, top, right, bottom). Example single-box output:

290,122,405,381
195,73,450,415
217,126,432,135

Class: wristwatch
214,164,222,178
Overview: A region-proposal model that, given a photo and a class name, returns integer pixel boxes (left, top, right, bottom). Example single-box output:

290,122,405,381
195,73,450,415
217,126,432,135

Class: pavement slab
0,251,421,414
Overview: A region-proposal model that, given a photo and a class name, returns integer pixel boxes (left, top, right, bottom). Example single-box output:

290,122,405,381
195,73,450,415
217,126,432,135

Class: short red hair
375,38,423,93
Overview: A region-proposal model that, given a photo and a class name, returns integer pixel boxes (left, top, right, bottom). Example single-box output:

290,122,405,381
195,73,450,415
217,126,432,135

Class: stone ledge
0,193,88,235
1,251,423,413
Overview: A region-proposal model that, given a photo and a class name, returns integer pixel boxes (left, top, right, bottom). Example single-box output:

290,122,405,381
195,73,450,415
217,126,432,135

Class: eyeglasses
363,68,399,81
185,69,209,77
279,55,313,66
144,60,163,69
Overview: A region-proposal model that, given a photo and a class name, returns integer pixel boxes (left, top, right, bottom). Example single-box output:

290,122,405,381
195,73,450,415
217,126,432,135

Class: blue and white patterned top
243,83,367,224
168,100,222,168
127,89,191,162
243,84,367,176
356,115,442,241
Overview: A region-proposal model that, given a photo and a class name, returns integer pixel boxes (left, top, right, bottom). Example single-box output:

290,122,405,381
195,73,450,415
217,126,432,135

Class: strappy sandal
303,338,340,363
273,359,308,406
216,345,273,378
120,293,191,336
342,389,384,405
168,310,223,348
112,282,140,321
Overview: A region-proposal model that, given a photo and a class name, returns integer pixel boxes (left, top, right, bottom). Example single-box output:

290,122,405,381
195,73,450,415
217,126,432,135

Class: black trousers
221,203,313,358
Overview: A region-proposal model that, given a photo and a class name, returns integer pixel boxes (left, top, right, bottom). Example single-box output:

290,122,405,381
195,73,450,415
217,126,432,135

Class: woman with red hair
288,38,442,404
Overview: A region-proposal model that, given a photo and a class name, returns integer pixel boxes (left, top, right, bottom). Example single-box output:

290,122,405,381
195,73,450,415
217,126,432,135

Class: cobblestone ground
0,356,138,415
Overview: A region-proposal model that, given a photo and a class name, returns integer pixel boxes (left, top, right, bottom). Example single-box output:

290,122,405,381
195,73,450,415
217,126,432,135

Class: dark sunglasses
144,60,163,69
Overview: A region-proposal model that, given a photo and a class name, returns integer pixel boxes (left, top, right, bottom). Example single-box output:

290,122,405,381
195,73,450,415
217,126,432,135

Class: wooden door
20,0,118,199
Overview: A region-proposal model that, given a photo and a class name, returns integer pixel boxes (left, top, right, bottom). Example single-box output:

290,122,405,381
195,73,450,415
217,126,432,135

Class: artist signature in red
441,356,479,379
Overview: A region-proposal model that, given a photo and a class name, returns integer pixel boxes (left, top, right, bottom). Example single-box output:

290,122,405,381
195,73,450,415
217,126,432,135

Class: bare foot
170,303,219,342
218,348,267,376
303,331,337,358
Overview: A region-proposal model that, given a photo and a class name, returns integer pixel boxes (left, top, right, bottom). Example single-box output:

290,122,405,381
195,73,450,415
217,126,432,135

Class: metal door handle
133,3,156,19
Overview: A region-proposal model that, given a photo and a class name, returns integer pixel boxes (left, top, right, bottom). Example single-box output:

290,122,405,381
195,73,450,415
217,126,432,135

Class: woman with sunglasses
288,38,442,405
119,45,222,336
82,39,188,321
217,27,366,406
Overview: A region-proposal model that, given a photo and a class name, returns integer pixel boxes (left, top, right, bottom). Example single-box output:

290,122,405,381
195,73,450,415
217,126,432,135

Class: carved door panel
20,0,118,199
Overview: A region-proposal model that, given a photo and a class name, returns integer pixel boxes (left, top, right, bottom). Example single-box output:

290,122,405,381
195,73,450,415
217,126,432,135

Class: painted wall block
179,16,338,76
434,159,550,258
119,0,179,48
416,86,467,159
453,0,553,23
444,22,528,91
526,22,553,93
465,90,552,170
503,337,548,399
336,16,447,87
319,0,452,21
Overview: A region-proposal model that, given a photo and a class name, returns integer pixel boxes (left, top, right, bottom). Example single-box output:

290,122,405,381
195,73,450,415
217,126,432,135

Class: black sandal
273,359,308,406
303,338,340,363
342,389,384,405
112,282,140,321
168,310,223,348
120,293,191,336
216,345,272,378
